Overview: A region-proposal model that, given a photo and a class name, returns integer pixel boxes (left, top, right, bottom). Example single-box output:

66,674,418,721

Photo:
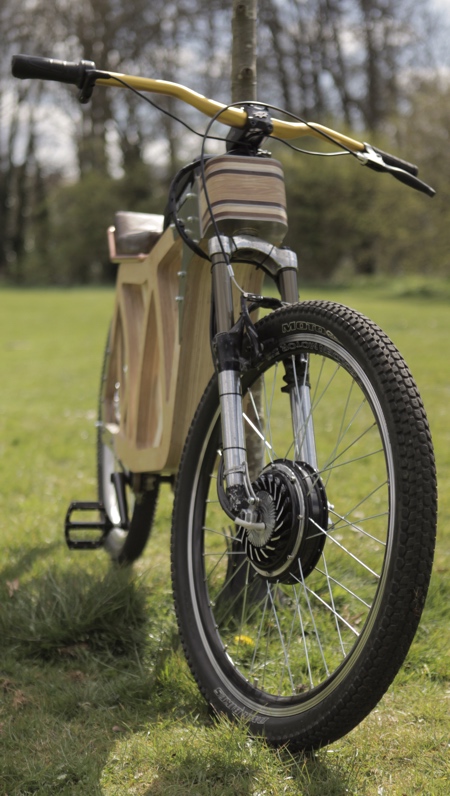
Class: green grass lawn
0,285,448,795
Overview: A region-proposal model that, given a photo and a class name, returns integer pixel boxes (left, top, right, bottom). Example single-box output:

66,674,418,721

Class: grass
0,284,449,795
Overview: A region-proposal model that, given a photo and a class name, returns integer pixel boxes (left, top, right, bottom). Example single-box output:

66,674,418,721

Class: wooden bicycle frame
103,225,268,476
101,154,306,479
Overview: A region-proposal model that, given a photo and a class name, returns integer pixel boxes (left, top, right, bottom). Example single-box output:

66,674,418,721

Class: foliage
1,0,450,284
14,161,168,285
279,131,447,281
0,286,448,794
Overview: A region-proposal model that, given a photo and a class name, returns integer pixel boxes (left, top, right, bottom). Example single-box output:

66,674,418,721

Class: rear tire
97,328,159,565
171,301,436,749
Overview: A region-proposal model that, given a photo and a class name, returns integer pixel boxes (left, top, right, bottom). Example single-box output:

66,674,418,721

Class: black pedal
64,501,112,550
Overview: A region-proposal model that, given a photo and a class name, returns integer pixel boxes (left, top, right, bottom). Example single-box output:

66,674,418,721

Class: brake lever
356,145,435,198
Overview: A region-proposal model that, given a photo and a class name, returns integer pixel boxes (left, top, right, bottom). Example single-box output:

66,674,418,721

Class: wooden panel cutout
136,294,162,449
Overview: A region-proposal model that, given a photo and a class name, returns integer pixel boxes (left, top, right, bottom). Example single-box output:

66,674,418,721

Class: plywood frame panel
105,225,265,475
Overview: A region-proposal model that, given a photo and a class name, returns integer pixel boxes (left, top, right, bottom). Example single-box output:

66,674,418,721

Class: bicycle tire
171,300,436,749
97,328,159,565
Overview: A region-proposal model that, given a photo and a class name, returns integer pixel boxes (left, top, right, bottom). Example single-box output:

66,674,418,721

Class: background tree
231,0,257,102
1,0,449,284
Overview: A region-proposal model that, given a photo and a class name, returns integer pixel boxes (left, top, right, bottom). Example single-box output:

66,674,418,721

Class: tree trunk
231,1,264,483
231,0,257,102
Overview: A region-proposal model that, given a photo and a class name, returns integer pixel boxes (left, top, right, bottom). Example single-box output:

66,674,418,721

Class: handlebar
356,145,434,196
11,54,108,102
12,54,94,86
366,144,418,177
12,54,361,148
11,53,435,197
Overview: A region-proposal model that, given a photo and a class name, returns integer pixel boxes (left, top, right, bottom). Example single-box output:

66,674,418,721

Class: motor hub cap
240,459,328,583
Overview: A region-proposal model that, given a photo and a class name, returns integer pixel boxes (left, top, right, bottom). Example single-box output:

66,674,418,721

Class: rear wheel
171,301,436,749
97,328,159,565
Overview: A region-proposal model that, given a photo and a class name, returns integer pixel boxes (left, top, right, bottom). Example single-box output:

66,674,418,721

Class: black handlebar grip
391,168,435,197
365,143,419,177
11,54,95,87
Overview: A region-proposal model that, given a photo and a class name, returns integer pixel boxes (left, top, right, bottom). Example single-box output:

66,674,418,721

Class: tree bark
231,0,257,102
231,1,264,482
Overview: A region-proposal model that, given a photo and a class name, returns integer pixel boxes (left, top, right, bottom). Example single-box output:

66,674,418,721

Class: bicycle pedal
64,501,112,550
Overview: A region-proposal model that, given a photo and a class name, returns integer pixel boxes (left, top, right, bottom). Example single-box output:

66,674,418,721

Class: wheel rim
98,337,133,532
187,333,395,716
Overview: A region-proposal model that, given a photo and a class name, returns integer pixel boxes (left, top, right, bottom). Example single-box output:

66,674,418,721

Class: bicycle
12,54,437,750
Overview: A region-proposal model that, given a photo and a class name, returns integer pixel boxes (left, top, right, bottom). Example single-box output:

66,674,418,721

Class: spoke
237,564,252,647
321,551,346,656
203,542,232,581
203,525,242,544
323,385,365,487
319,446,384,476
299,579,362,637
234,579,277,632
261,366,278,459
208,555,249,606
333,378,356,454
294,559,329,677
242,411,274,455
293,584,314,689
230,567,255,667
314,566,372,609
268,585,296,693
261,602,273,690
249,588,270,682
320,421,379,474
310,518,381,579
330,480,389,527
278,593,301,695
310,360,342,416
264,583,299,694
294,562,359,636
282,436,296,462
329,510,388,545
311,357,327,406
296,559,330,678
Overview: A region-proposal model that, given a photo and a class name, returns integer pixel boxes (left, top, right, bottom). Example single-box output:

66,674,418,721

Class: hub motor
239,459,328,583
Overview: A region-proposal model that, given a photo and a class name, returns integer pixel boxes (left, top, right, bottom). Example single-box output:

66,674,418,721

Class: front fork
209,235,318,522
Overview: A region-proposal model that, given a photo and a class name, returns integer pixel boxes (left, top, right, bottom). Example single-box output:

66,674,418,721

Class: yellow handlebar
96,72,365,153
10,55,433,196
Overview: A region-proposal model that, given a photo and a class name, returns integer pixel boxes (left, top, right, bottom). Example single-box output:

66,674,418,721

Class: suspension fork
209,236,250,517
208,235,318,519
277,270,318,470
284,354,318,470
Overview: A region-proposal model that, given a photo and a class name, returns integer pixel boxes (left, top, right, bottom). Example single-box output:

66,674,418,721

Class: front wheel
171,301,436,749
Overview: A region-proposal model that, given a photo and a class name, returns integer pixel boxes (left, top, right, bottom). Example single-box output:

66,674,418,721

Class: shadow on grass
0,566,352,796
0,565,154,657
137,748,353,796
0,565,204,793
0,540,60,584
